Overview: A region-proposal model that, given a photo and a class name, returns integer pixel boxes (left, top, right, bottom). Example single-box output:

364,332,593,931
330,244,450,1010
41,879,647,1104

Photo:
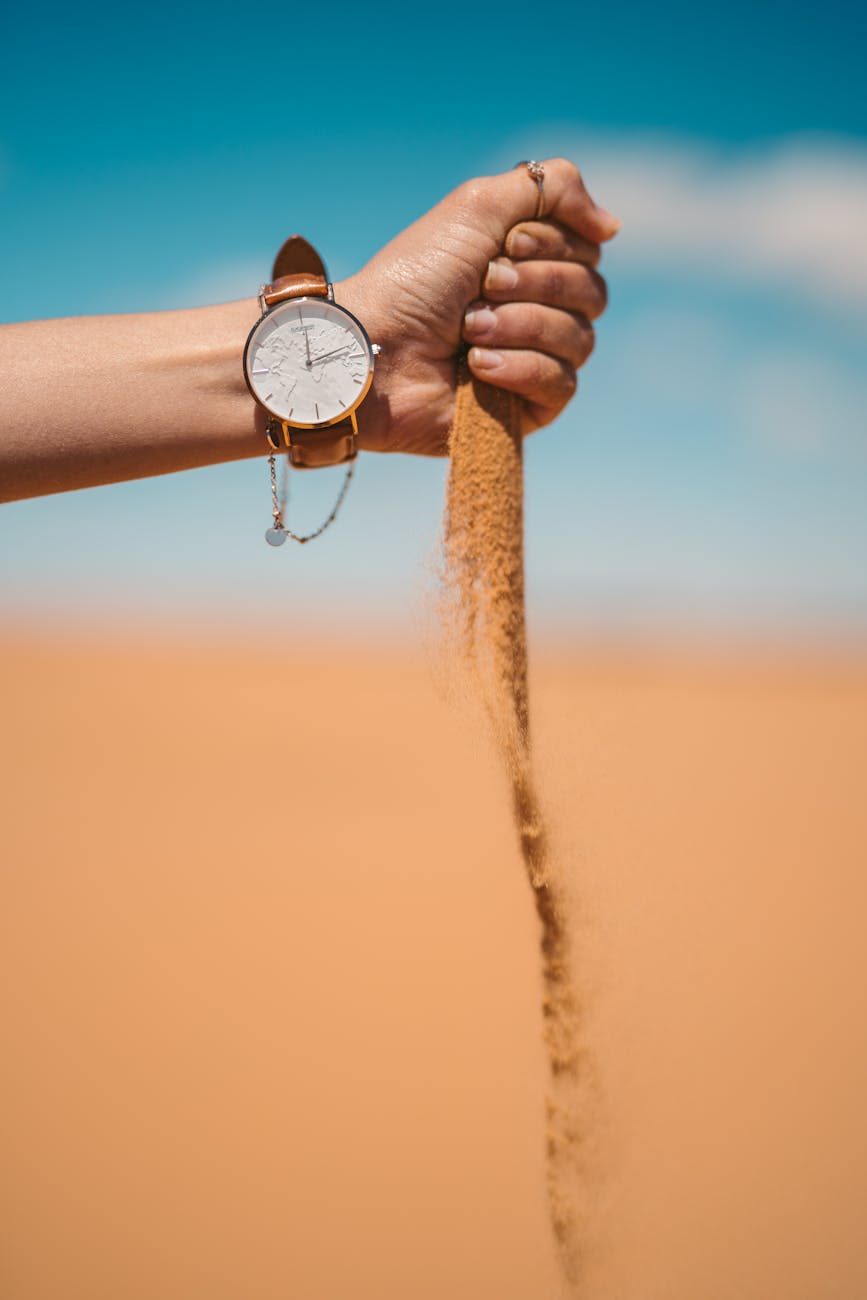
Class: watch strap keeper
262,235,331,307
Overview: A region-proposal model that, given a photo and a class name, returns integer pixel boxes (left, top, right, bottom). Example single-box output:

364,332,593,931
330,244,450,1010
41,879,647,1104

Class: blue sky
2,0,866,637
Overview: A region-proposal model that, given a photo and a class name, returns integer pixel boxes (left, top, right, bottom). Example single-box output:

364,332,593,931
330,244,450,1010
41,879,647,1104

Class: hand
335,158,620,456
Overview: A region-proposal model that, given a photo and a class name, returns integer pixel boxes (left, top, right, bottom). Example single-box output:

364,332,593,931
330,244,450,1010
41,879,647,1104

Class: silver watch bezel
243,295,375,431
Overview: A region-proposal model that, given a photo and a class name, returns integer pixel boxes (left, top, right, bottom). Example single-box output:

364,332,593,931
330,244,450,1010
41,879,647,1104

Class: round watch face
244,297,374,428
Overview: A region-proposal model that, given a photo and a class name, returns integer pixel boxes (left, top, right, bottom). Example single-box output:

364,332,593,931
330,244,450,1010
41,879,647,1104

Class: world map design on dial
247,300,372,425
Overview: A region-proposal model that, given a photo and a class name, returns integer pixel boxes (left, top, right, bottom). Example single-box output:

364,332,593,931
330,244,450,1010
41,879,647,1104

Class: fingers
456,157,621,250
463,300,595,370
466,346,577,430
536,157,621,243
482,256,608,320
449,158,618,435
505,219,601,268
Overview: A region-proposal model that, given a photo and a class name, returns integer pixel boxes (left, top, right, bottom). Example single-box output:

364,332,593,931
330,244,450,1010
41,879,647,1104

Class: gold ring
515,159,545,219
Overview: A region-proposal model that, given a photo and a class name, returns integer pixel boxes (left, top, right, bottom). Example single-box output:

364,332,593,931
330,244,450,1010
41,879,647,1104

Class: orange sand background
2,631,867,1299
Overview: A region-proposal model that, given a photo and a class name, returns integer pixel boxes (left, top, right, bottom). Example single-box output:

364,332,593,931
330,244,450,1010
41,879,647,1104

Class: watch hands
304,328,312,368
310,344,360,366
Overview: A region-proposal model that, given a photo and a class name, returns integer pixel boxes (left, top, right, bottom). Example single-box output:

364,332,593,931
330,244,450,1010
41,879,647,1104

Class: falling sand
443,353,588,1292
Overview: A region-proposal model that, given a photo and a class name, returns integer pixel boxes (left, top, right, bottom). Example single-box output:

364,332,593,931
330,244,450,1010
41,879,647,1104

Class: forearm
0,299,264,502
0,160,619,501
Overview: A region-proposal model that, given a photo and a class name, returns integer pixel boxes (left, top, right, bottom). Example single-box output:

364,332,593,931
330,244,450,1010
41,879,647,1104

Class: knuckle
523,307,547,349
534,354,576,398
560,365,579,398
546,264,568,304
527,351,552,389
578,325,596,365
456,177,489,210
550,157,582,185
580,268,607,318
556,228,577,258
592,269,609,312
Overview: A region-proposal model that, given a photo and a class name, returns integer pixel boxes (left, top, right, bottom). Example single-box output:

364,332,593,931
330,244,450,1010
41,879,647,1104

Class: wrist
197,297,272,452
330,274,394,452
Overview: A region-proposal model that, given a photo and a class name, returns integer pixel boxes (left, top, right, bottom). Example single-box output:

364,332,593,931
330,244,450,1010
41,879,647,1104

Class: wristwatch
243,235,379,468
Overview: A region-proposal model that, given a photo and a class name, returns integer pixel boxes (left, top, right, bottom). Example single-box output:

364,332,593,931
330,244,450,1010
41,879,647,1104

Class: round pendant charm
265,528,287,547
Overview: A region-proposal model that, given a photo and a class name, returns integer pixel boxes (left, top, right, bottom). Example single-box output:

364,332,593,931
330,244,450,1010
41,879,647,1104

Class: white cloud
160,133,867,321
607,302,867,463
505,131,867,316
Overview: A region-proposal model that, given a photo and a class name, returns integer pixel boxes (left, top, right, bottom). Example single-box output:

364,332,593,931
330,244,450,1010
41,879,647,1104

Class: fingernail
507,230,538,258
599,207,622,235
485,259,519,292
469,347,504,371
464,304,497,336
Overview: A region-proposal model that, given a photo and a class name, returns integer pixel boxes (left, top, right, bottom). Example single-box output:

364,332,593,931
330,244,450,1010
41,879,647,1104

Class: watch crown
372,343,382,356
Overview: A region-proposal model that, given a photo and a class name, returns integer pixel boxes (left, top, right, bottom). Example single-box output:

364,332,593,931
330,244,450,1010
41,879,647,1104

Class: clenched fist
0,159,619,502
338,157,620,456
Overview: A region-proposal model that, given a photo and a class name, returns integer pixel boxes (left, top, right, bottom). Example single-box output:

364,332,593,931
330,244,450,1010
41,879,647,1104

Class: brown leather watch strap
269,415,358,469
287,422,357,468
272,234,328,282
262,235,330,306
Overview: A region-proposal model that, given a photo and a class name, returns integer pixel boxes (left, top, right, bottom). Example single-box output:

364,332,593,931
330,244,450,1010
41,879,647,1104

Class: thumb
457,157,622,247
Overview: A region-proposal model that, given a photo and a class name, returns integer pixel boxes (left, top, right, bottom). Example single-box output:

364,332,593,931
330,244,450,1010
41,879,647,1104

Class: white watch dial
245,297,373,427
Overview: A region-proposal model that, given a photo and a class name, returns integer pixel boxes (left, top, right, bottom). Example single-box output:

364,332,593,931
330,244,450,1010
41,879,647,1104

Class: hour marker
338,398,346,409
315,402,320,419
353,377,363,384
264,392,273,401
252,366,269,374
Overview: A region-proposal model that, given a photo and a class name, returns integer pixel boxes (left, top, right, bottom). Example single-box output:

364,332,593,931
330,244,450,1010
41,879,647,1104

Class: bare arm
0,159,619,503
0,300,264,502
